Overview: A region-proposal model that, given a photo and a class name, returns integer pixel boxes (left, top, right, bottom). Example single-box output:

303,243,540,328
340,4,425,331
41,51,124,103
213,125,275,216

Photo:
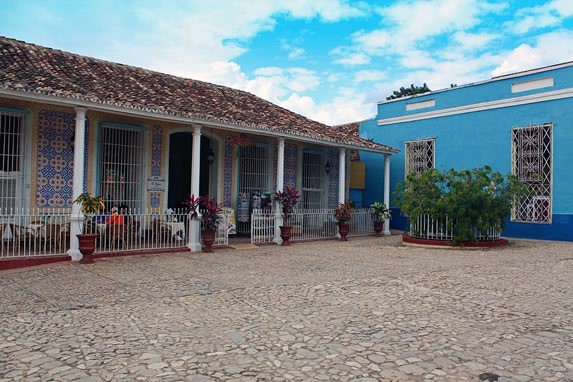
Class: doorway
167,133,212,209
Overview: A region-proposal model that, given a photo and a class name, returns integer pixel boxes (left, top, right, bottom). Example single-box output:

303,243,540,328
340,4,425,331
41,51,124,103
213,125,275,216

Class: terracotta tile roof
0,36,398,153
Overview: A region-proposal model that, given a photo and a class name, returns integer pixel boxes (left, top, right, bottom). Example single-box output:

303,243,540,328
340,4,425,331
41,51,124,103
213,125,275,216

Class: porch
0,207,379,266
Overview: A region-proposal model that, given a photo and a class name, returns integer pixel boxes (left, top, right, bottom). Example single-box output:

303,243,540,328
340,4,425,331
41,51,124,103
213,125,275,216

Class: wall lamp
324,161,331,175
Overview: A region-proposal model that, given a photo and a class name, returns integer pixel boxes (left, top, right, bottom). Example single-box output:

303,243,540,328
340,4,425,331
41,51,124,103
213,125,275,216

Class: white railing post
383,154,391,235
188,125,202,252
273,138,285,245
68,107,87,261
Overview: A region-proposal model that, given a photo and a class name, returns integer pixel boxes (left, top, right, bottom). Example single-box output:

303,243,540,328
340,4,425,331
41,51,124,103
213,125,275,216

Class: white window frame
0,109,27,211
511,123,552,223
405,138,435,176
302,150,327,210
98,122,145,211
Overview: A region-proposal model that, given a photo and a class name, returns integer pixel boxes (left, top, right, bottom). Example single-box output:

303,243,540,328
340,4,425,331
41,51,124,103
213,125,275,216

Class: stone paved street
1,235,573,382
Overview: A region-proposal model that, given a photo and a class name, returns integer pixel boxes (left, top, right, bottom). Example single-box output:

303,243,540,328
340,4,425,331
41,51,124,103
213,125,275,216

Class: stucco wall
361,65,573,241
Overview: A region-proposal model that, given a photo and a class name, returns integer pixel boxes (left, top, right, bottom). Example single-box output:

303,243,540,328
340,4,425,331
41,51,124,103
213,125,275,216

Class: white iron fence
407,214,501,241
0,207,230,259
251,208,376,244
1,208,70,258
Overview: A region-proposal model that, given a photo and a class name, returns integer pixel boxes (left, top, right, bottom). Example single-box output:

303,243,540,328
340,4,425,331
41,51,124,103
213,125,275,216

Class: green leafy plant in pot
370,201,391,235
272,186,301,246
73,192,105,263
334,201,352,241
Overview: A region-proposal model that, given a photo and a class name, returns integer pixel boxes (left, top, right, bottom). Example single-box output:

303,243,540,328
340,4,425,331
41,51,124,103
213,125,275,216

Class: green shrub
394,166,527,242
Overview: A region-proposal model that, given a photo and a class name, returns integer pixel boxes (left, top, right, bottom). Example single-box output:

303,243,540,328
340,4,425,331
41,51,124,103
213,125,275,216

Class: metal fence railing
250,208,376,244
407,214,501,241
1,208,70,259
251,209,275,244
0,207,230,259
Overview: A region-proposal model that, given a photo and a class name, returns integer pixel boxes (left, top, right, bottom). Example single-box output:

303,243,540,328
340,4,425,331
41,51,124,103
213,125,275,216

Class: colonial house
0,36,398,265
359,61,573,242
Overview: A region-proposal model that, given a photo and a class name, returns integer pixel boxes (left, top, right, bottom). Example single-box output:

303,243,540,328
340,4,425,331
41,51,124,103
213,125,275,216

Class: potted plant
334,201,352,241
183,194,223,252
370,201,391,235
73,192,105,263
199,196,223,252
272,186,301,246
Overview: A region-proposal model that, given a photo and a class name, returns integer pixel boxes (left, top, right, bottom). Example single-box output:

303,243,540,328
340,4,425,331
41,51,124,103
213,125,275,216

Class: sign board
147,176,166,192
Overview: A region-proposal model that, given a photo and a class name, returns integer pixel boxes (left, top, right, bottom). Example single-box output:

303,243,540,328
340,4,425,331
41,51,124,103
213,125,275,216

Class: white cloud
452,31,499,50
380,0,485,42
354,70,387,83
492,44,544,76
331,0,508,67
492,30,573,76
332,52,371,66
552,0,573,16
507,0,573,34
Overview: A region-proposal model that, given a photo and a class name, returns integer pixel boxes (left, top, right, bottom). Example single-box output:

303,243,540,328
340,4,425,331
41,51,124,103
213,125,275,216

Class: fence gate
251,209,274,244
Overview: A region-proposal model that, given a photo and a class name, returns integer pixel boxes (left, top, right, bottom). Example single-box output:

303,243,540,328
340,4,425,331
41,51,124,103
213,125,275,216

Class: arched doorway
167,133,213,209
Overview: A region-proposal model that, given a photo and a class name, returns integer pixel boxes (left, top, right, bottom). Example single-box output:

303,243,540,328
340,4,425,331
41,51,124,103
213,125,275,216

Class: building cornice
377,87,573,126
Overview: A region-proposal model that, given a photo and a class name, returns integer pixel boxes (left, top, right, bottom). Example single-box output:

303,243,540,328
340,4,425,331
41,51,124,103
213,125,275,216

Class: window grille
405,138,435,176
99,124,144,211
511,124,552,223
302,151,326,209
237,145,270,233
0,111,25,210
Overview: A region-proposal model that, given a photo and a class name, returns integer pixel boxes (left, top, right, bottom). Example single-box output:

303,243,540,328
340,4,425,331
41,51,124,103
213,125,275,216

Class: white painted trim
512,77,553,93
406,99,435,111
378,61,573,105
378,87,573,126
0,88,396,155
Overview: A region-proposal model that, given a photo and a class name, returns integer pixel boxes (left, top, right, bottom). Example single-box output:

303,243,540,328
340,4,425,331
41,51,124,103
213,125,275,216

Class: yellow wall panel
349,161,365,189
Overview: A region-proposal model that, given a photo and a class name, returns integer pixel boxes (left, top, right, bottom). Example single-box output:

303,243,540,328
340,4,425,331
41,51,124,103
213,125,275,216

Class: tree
386,83,431,100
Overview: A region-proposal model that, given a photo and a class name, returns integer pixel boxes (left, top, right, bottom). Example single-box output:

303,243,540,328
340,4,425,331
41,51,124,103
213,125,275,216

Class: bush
394,166,527,242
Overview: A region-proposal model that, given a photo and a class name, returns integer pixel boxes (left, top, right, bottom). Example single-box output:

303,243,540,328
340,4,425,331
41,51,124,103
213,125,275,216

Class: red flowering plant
182,194,223,231
334,201,352,224
182,194,201,220
199,197,223,231
272,186,301,226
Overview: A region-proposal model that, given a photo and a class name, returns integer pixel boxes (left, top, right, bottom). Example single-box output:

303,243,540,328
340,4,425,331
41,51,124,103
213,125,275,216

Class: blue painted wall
360,63,573,241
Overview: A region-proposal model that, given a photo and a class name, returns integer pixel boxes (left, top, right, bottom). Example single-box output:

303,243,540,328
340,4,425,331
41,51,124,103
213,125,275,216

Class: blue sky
1,0,572,125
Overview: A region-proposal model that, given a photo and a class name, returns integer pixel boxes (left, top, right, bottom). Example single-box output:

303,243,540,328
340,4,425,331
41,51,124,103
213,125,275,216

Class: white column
338,148,346,204
383,154,391,235
68,107,87,261
188,125,203,252
273,138,285,244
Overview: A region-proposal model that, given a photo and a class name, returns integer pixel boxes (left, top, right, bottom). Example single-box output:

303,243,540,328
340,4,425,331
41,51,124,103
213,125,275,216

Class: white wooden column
273,138,285,244
188,125,203,252
338,148,346,204
383,154,391,235
68,107,87,261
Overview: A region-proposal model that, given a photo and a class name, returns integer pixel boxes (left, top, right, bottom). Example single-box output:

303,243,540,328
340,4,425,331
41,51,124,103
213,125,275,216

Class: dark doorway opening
167,133,211,209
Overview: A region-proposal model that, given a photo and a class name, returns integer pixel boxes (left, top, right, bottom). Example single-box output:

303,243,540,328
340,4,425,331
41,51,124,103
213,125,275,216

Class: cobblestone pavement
1,235,573,382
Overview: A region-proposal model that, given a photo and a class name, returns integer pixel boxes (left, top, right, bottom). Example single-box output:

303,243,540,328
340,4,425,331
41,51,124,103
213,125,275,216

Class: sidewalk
1,235,572,381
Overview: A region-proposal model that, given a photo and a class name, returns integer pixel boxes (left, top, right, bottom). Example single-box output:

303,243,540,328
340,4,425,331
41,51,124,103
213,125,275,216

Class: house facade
0,36,397,264
359,62,573,241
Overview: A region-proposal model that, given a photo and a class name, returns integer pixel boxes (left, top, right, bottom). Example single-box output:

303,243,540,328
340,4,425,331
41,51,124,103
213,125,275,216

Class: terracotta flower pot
338,223,350,241
279,226,293,246
374,221,384,235
201,229,217,253
77,233,98,264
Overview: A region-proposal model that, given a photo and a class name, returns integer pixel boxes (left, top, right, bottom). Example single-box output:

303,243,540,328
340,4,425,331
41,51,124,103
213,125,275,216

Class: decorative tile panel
328,149,340,208
37,110,89,207
284,143,297,189
150,124,162,207
223,133,233,207
272,144,277,191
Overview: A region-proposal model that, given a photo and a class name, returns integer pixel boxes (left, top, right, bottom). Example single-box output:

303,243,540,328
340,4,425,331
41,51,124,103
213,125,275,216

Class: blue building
360,62,573,241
